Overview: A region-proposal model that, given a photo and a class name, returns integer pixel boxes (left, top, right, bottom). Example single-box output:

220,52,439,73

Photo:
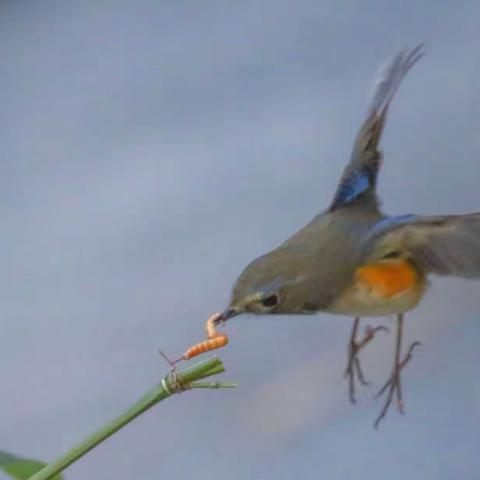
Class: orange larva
182,312,229,360
182,334,229,360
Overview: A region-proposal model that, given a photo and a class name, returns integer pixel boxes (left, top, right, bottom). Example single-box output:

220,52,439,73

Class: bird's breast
329,259,427,317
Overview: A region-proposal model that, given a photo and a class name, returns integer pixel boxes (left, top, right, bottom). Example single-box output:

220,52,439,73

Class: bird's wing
330,45,424,211
363,213,480,278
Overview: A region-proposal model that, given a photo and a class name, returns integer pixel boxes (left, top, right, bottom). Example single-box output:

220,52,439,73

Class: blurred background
1,1,480,479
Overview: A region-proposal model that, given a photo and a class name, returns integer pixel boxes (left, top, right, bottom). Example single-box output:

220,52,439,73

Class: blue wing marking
370,214,417,237
334,170,371,204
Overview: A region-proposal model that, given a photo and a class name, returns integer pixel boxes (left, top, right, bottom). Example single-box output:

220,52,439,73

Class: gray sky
1,1,480,479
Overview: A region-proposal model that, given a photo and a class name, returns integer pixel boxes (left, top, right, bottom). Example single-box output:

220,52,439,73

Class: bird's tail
355,44,424,154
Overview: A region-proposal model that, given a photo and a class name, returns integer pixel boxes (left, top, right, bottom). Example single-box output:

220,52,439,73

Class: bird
205,45,480,427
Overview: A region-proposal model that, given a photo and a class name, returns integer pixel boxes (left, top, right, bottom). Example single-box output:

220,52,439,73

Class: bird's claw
364,324,390,342
345,320,389,404
374,339,422,429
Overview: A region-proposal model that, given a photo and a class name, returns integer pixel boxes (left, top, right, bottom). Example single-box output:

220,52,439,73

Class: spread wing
364,213,480,278
330,45,424,211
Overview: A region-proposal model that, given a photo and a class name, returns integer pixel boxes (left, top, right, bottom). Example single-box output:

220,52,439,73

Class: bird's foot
344,320,389,404
374,341,422,428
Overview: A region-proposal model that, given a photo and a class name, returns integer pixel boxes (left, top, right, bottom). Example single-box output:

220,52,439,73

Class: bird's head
213,246,322,325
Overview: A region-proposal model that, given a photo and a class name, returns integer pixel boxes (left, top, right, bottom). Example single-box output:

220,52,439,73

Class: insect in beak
213,308,240,326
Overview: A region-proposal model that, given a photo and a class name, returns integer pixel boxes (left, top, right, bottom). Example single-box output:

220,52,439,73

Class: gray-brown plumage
213,45,480,427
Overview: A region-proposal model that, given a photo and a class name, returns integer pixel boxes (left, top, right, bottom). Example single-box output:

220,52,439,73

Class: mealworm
182,312,229,360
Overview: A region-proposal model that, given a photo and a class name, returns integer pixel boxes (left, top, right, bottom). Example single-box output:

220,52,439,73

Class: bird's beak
213,307,240,325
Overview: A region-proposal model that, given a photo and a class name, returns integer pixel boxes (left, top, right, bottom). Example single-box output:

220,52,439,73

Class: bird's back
276,204,384,311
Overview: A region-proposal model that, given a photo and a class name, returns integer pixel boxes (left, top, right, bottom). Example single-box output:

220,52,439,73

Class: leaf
0,451,64,480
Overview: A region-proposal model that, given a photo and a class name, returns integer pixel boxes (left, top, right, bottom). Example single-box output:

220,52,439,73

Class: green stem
189,381,237,389
28,357,233,480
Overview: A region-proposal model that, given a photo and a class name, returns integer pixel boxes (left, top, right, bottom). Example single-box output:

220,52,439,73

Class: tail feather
357,44,424,153
367,44,424,119
330,45,424,211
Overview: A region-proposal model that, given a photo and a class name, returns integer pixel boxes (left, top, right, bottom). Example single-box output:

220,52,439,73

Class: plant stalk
28,357,233,480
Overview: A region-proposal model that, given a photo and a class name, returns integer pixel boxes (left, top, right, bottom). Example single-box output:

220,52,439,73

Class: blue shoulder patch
335,170,371,204
370,214,417,236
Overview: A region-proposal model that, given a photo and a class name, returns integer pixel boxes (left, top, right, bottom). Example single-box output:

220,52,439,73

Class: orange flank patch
356,260,418,298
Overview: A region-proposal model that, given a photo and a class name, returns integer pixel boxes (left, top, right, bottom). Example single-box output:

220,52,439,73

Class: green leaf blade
0,451,64,480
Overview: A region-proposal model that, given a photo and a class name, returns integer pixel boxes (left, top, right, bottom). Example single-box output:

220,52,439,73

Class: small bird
210,45,480,427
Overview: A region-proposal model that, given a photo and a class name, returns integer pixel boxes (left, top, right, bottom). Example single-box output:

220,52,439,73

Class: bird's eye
382,251,401,259
261,294,279,308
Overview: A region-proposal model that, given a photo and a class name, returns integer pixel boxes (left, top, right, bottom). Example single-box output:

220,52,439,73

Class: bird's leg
374,313,422,429
344,317,389,403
